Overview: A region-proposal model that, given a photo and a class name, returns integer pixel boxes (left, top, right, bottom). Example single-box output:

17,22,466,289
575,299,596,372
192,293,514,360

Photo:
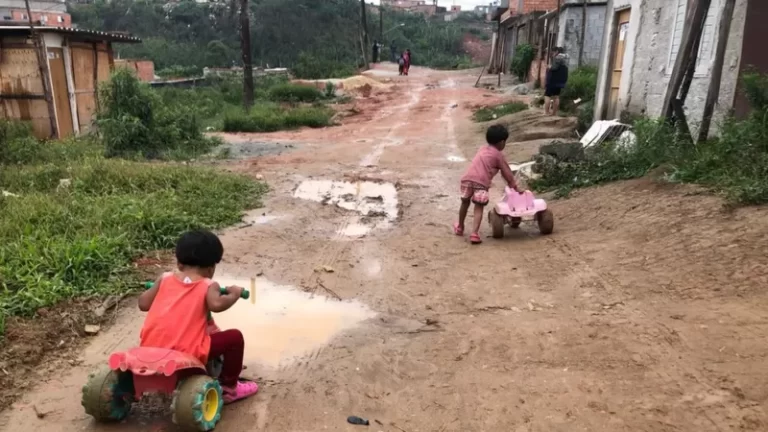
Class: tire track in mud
298,80,425,293
262,80,464,429
260,80,431,425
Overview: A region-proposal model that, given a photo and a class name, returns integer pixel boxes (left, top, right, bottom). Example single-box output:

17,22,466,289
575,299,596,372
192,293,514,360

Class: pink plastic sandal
469,233,482,244
222,379,259,404
453,222,464,236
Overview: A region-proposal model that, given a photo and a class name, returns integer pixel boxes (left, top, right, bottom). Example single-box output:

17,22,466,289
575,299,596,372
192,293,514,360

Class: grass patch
268,83,324,103
0,125,266,324
222,103,334,132
473,102,528,122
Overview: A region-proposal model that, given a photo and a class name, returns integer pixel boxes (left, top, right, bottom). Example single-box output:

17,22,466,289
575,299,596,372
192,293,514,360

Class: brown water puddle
212,277,375,369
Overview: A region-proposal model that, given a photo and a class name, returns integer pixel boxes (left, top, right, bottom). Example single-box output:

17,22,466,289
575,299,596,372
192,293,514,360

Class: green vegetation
96,68,218,159
222,104,333,133
511,44,535,81
0,126,265,325
533,73,768,206
69,0,475,79
268,83,324,103
560,66,598,131
473,102,528,122
0,68,267,333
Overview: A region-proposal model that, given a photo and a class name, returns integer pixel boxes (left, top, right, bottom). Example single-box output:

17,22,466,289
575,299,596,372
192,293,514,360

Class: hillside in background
69,0,491,78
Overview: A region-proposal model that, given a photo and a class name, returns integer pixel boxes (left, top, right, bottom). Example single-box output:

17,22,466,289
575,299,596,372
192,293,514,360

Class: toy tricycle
488,187,554,238
81,286,249,431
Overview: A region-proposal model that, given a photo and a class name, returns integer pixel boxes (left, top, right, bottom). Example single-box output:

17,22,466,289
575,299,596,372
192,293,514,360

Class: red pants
209,329,244,387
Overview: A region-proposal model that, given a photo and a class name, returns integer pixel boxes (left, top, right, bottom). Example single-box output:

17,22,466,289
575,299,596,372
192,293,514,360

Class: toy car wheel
489,209,505,239
81,366,134,422
172,375,223,431
536,209,554,235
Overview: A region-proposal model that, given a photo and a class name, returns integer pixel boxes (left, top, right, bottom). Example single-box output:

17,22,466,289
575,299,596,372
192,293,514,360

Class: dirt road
2,64,768,432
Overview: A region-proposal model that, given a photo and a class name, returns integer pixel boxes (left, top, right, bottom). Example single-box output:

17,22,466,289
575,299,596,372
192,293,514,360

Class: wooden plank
662,0,712,119
71,46,96,130
92,42,98,112
96,50,110,81
698,0,736,142
62,41,80,134
47,47,74,137
0,46,51,137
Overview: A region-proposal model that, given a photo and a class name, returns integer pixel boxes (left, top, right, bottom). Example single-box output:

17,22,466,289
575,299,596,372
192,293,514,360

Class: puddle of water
339,221,372,237
294,180,399,222
212,276,376,369
364,259,381,277
447,155,466,162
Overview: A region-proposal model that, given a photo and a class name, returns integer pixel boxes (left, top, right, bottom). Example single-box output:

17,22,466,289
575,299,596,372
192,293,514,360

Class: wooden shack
0,25,140,139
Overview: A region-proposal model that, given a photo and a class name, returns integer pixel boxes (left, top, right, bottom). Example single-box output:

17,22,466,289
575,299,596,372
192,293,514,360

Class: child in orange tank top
138,230,259,404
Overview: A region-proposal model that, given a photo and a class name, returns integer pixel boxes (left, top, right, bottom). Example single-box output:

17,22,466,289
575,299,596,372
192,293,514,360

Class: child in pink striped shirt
454,125,520,244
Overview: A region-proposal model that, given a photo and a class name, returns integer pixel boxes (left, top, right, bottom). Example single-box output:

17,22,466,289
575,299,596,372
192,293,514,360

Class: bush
222,104,333,133
292,52,357,80
561,66,598,109
268,83,324,103
473,102,528,122
324,82,337,98
97,68,217,160
0,138,266,322
0,121,103,165
511,44,535,81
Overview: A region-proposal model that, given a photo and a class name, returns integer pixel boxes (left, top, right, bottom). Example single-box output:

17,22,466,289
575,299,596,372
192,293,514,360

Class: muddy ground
2,64,768,432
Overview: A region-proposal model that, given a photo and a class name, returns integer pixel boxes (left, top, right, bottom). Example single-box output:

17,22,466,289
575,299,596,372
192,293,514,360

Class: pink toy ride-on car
488,187,554,238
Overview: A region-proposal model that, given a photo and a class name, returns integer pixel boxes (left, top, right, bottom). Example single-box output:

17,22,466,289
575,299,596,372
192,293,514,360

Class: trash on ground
581,120,632,148
347,416,370,426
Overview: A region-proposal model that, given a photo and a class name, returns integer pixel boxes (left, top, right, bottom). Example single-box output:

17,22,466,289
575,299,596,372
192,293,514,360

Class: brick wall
9,10,71,27
521,0,559,14
115,59,155,82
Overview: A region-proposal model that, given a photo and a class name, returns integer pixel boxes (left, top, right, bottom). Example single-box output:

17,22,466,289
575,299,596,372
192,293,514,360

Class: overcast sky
368,0,495,10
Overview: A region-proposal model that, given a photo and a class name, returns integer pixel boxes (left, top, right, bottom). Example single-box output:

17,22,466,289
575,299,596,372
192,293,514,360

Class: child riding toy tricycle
81,286,249,431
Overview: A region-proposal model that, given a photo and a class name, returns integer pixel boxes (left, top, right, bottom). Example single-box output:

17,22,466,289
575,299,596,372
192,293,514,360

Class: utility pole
578,0,587,67
360,0,370,65
379,4,383,42
662,0,711,120
24,0,57,138
240,0,254,110
698,0,735,142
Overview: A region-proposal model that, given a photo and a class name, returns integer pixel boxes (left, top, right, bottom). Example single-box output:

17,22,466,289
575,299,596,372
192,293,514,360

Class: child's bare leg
472,204,484,235
553,96,560,116
458,199,470,229
544,96,551,115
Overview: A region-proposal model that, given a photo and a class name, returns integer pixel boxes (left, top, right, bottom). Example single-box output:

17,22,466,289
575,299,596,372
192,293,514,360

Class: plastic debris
347,416,370,426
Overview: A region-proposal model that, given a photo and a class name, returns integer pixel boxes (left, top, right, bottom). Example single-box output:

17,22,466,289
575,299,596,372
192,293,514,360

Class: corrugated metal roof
0,25,141,43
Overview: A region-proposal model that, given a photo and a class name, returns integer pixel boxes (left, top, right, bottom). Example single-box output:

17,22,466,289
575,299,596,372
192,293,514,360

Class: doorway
608,8,631,119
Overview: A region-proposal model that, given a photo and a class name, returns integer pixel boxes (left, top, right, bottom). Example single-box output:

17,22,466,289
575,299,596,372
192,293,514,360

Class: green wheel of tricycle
172,375,223,431
81,366,135,422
